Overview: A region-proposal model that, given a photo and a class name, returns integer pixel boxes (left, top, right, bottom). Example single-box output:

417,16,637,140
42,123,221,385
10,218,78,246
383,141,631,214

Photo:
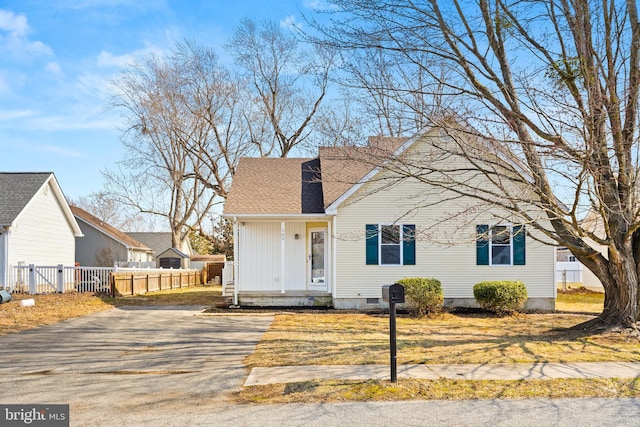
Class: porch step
222,281,235,297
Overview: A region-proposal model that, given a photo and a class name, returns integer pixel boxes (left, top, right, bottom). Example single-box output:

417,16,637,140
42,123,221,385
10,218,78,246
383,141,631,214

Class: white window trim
378,223,403,266
489,223,513,266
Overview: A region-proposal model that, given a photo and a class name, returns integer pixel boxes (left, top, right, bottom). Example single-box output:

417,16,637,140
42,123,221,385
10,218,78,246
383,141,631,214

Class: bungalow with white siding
223,127,556,310
0,172,83,288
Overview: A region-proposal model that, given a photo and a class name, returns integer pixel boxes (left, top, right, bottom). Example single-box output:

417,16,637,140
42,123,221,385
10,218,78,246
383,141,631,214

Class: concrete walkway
245,361,640,385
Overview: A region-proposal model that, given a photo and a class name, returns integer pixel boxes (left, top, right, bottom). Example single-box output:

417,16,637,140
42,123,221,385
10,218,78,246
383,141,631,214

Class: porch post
233,217,239,306
280,221,286,294
332,216,338,299
327,219,332,294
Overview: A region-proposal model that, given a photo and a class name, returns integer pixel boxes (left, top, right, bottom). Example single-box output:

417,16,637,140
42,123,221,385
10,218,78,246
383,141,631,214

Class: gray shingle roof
127,232,173,255
0,172,53,224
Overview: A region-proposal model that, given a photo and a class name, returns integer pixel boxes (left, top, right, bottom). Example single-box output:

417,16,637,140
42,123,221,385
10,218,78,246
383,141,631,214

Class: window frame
489,224,513,266
366,223,416,266
379,224,402,266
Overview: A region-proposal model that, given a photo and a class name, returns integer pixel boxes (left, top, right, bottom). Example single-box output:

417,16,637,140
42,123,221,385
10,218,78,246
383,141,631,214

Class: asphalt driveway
0,306,273,425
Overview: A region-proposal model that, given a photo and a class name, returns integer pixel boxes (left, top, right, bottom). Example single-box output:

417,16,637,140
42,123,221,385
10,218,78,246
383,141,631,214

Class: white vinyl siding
8,181,76,267
237,221,306,292
333,131,555,300
0,232,5,287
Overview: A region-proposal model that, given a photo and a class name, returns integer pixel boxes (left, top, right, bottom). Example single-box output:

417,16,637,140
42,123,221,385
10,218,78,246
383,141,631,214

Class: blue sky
0,0,324,200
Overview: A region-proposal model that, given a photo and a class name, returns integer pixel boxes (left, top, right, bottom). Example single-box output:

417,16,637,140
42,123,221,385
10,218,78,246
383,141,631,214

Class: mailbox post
382,283,405,383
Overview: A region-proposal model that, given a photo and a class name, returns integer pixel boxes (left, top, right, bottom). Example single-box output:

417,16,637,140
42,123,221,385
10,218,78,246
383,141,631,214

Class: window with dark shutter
476,224,525,266
366,224,416,266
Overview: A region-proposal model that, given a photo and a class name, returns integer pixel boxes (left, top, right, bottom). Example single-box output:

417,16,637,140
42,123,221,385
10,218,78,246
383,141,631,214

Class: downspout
233,217,239,306
280,221,286,294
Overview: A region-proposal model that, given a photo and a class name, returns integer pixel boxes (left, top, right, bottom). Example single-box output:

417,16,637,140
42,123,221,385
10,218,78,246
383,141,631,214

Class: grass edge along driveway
3,287,638,402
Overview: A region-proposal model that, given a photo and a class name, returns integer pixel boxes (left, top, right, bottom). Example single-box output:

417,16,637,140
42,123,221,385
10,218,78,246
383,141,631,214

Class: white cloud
0,9,52,59
34,144,82,158
45,61,62,76
0,109,34,121
280,15,303,31
302,0,338,11
96,50,136,68
0,9,28,36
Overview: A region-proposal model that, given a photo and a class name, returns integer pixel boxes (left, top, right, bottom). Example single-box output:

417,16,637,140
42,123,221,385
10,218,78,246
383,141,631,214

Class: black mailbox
382,283,405,304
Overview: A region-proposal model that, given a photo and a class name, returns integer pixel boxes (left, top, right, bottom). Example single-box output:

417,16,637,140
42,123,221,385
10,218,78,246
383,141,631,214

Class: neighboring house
555,246,583,285
127,232,194,268
0,172,83,288
567,213,607,292
223,127,556,310
71,206,154,267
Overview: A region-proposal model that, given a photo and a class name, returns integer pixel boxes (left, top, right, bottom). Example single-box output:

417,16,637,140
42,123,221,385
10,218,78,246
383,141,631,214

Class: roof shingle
0,172,53,224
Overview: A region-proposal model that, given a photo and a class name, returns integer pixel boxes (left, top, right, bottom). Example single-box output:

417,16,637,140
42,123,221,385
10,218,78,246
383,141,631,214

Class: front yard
2,286,638,402
0,286,225,336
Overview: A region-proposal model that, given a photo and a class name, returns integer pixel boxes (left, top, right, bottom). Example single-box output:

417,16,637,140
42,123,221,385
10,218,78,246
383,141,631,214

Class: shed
157,248,190,269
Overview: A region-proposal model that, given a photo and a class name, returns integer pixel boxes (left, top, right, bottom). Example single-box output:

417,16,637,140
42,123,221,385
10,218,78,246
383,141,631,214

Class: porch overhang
222,213,332,220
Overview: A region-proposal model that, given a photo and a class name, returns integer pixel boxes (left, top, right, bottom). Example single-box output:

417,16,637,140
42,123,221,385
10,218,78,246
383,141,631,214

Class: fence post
28,264,36,294
57,264,64,293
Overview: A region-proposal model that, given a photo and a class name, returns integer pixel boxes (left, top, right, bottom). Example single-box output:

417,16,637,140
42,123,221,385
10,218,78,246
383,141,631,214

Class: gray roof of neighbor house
223,137,408,216
0,172,83,236
71,206,152,251
0,172,54,224
127,232,194,256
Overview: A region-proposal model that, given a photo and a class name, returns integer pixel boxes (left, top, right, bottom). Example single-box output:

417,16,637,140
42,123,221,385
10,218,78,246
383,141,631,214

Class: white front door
308,228,327,290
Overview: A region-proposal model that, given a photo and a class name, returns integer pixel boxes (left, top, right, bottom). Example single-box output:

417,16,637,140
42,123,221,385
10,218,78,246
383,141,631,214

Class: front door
308,228,327,290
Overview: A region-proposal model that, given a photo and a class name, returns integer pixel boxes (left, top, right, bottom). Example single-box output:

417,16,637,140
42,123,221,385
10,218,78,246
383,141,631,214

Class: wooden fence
111,269,203,296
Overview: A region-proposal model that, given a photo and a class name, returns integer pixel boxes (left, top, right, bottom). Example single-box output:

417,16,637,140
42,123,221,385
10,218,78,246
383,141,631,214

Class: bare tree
107,41,248,248
69,191,155,232
318,0,640,330
338,48,452,136
227,18,334,157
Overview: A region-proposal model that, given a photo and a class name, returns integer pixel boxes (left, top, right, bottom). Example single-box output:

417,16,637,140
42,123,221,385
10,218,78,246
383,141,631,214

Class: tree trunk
579,246,640,330
600,253,639,328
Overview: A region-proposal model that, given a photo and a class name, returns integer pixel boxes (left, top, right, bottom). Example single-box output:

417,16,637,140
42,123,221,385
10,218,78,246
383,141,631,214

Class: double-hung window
366,224,416,265
476,224,525,266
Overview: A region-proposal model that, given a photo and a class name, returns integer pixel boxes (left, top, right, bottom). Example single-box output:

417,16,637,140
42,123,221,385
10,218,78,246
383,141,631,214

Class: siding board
334,133,555,300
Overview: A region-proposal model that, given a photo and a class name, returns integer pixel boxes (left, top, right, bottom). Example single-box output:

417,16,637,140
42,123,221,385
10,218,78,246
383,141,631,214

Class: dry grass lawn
238,288,640,403
244,311,639,368
235,378,640,404
0,286,223,337
3,285,637,402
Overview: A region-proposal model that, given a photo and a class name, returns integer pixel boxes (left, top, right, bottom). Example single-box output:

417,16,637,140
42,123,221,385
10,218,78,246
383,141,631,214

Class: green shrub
397,277,444,315
473,281,528,314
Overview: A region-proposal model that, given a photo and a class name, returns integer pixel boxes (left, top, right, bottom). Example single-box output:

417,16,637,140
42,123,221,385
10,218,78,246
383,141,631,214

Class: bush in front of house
397,277,444,315
473,280,528,314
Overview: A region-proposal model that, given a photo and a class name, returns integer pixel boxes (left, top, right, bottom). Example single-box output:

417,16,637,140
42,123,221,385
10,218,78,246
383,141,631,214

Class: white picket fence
9,264,113,294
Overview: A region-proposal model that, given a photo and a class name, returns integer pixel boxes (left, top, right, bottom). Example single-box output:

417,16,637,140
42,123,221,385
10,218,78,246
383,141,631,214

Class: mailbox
382,283,405,304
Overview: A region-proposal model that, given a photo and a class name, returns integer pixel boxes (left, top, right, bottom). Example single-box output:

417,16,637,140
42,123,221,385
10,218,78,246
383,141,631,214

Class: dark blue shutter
513,225,526,265
366,224,379,265
402,224,416,265
476,224,489,265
